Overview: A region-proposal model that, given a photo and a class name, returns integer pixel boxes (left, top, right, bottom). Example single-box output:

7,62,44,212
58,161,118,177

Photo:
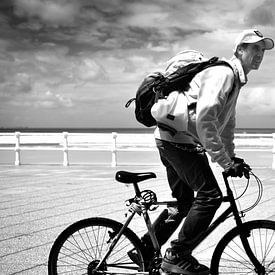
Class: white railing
0,131,157,167
0,131,275,169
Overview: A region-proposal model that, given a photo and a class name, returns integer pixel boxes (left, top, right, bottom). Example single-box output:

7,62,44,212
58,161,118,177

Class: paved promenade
0,163,275,275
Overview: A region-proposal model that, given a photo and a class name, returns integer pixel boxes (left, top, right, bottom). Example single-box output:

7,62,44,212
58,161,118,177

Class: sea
0,127,275,134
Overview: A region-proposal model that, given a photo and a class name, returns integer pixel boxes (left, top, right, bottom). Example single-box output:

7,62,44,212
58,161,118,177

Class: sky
0,0,275,129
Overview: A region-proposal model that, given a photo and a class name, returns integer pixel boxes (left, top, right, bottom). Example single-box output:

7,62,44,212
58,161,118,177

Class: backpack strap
157,122,177,136
205,59,237,96
125,97,135,108
219,60,238,94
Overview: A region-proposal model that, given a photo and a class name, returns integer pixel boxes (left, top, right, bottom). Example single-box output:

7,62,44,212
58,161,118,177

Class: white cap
234,29,274,53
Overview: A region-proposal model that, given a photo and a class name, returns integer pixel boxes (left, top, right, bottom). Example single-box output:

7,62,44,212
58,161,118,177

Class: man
140,29,274,275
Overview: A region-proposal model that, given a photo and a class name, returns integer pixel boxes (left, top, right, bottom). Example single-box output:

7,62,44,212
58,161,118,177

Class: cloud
13,0,81,27
6,90,74,109
74,57,107,82
0,0,275,128
238,86,275,115
0,72,32,95
41,91,73,108
245,0,275,27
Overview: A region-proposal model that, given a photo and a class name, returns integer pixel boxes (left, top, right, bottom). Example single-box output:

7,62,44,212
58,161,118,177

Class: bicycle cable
241,171,263,214
231,171,263,215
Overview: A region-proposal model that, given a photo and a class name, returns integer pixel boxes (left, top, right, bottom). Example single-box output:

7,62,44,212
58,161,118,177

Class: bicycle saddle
115,171,156,184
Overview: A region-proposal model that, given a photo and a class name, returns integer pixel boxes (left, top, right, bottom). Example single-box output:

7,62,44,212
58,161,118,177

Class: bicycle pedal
159,269,209,275
159,268,172,275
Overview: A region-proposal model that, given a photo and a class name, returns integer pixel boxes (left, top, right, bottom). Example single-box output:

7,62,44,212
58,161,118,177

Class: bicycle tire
211,219,275,274
48,217,146,275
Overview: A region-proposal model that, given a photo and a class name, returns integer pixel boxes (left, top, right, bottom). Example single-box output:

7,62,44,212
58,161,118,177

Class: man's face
240,41,266,73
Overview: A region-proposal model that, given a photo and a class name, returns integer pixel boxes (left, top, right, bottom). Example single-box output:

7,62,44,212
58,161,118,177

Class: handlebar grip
223,166,251,179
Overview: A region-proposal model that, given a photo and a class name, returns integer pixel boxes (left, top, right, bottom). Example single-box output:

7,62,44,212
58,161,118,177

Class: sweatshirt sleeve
220,112,236,158
195,66,235,169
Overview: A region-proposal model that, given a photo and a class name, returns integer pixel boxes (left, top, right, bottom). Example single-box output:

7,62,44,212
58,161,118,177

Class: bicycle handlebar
223,165,251,179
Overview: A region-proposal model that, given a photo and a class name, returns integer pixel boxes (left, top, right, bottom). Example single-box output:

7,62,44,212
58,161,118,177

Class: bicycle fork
240,232,266,274
223,173,265,274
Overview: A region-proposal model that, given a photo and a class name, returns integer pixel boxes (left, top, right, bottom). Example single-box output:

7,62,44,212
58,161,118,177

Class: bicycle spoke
227,238,253,266
64,235,92,261
49,218,144,274
59,246,89,265
212,221,275,274
220,237,254,271
264,229,275,263
109,236,132,261
78,228,94,259
56,263,87,274
84,226,97,258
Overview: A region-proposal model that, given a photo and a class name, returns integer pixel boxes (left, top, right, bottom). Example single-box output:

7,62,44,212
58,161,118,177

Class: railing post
14,131,21,166
111,132,117,167
63,132,69,166
272,133,275,170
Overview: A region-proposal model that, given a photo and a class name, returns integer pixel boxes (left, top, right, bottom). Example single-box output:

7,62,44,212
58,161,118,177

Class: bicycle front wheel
211,220,275,274
48,217,145,275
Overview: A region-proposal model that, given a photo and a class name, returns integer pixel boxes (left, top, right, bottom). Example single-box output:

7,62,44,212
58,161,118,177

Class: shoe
161,248,209,275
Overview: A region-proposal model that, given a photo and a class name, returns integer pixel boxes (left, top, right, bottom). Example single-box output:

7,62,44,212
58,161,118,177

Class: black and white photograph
0,1,275,274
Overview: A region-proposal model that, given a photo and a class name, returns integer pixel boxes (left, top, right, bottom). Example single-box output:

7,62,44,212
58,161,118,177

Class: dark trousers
142,139,223,255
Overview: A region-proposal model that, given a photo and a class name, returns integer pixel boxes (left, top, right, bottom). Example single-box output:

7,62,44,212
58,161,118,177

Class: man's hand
231,156,244,163
225,157,251,179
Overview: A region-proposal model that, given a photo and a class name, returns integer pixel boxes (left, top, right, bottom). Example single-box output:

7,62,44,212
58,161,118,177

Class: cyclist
138,29,274,275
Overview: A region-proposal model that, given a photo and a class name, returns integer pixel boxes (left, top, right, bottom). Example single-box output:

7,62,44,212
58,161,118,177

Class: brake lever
243,166,251,179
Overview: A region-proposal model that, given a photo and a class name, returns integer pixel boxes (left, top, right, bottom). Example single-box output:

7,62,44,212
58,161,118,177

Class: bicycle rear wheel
211,220,275,274
48,217,145,275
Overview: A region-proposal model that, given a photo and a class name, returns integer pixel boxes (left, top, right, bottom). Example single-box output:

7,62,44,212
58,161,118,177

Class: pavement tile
0,161,274,274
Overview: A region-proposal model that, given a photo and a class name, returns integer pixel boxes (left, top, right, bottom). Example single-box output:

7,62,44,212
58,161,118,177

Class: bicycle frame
96,173,264,273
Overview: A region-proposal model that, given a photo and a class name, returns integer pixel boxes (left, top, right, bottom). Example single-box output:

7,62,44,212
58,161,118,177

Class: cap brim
263,38,274,50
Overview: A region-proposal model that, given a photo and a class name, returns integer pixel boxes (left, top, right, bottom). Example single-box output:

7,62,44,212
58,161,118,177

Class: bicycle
48,169,275,275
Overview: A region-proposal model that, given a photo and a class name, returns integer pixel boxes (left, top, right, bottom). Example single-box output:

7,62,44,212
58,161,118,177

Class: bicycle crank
159,269,211,275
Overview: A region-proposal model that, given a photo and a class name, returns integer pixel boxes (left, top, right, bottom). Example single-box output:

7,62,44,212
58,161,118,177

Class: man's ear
237,44,246,56
236,45,244,56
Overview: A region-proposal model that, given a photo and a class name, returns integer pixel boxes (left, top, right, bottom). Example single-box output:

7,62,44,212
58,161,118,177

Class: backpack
125,50,234,128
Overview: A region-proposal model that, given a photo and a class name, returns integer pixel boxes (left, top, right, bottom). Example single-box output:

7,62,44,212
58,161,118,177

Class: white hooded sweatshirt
154,55,247,169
